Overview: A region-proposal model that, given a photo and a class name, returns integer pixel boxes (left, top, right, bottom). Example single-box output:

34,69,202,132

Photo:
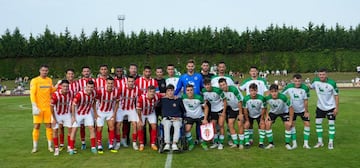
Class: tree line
0,22,360,58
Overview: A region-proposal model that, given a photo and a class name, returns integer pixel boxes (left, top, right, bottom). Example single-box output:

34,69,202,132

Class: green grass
1,89,360,168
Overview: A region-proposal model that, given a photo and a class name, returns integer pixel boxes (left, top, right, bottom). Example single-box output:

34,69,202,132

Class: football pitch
0,89,359,168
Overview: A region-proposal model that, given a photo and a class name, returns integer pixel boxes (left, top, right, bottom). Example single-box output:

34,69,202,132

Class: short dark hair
166,84,174,90
127,75,135,80
148,85,156,91
293,74,302,79
202,60,210,64
40,64,49,69
249,83,258,90
269,84,278,91
65,68,75,73
107,76,114,81
203,78,211,85
250,66,258,70
156,67,163,71
217,61,225,66
318,68,327,73
186,84,194,88
129,63,138,68
99,64,108,69
218,78,227,84
167,64,175,68
116,66,123,70
87,80,95,85
60,80,70,85
144,66,152,70
82,66,91,70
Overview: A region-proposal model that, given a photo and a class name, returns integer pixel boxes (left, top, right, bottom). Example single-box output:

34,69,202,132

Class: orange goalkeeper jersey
30,76,56,110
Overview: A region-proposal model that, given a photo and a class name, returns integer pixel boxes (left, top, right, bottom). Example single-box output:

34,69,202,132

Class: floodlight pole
117,15,125,33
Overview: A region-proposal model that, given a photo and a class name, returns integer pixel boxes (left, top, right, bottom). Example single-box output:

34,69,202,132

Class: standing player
239,66,269,144
218,78,245,149
56,69,79,151
155,67,166,94
202,78,227,150
115,76,143,150
95,64,109,91
175,59,203,95
30,64,57,153
136,86,162,151
94,77,120,154
135,66,159,93
310,68,339,149
117,63,141,147
264,84,294,150
242,83,266,149
282,74,311,149
200,60,215,80
182,84,209,151
135,66,159,146
165,64,180,91
211,62,235,88
51,80,73,156
78,66,95,150
69,81,97,155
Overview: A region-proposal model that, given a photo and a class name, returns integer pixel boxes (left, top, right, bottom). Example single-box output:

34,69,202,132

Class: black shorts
293,112,310,121
209,110,224,121
316,107,336,120
268,113,290,123
226,108,239,119
249,116,261,126
184,117,204,125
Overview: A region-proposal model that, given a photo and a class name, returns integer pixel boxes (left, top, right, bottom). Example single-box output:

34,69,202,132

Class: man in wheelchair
158,84,186,151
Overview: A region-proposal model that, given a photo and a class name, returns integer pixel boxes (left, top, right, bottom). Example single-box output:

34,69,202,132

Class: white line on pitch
19,104,31,110
164,151,173,168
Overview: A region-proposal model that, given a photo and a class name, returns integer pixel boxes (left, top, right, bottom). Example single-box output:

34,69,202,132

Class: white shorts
52,113,71,129
74,113,94,127
141,112,157,125
116,109,139,122
96,111,114,127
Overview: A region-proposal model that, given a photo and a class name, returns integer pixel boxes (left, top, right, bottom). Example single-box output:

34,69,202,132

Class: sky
0,0,359,37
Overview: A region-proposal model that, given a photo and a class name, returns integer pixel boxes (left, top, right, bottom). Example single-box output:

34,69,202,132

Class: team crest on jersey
194,76,198,80
173,103,176,107
161,83,165,87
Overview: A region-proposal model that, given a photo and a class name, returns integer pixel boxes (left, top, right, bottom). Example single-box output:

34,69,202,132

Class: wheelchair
157,117,188,153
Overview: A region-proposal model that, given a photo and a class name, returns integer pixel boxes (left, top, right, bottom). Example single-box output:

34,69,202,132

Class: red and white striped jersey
51,90,72,115
119,85,142,110
136,93,162,115
78,78,95,91
96,89,120,112
95,77,107,91
114,78,124,90
73,90,96,115
57,80,79,97
135,77,159,93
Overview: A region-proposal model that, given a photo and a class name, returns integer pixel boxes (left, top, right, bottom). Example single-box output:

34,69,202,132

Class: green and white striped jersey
211,74,235,88
311,77,339,111
223,85,243,111
202,87,225,112
282,83,309,113
239,77,268,96
265,93,291,115
165,75,180,91
243,94,266,118
182,94,204,119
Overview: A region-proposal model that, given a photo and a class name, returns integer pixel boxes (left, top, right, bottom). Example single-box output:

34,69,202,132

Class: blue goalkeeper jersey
174,72,203,95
